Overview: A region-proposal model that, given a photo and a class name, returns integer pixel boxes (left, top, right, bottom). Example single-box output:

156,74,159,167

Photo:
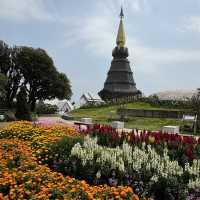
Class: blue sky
1,0,200,102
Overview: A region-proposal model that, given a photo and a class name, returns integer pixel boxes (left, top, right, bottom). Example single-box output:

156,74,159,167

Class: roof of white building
44,99,74,111
81,92,103,101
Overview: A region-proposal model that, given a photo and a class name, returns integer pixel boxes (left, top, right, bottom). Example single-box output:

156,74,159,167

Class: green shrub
150,177,187,200
4,110,16,121
30,113,38,122
15,87,31,121
36,102,58,114
39,136,84,168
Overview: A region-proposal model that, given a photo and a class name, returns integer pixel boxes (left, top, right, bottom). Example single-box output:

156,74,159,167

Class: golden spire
116,7,126,47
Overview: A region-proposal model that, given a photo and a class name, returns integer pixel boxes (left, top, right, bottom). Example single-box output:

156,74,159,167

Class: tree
0,41,72,111
190,91,200,131
0,41,22,106
16,47,72,111
15,86,31,120
0,73,7,105
0,41,10,75
53,72,72,100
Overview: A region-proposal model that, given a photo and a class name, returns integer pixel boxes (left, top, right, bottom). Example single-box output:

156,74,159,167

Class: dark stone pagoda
98,8,141,100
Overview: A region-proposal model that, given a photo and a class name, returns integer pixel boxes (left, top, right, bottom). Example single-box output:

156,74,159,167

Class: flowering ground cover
0,121,200,199
82,124,200,164
39,135,200,199
0,139,138,200
0,120,78,139
0,121,144,200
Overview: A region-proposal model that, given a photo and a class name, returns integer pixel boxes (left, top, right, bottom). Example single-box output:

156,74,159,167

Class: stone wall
117,108,184,119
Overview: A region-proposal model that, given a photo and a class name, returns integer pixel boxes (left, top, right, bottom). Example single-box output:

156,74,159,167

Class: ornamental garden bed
0,121,200,199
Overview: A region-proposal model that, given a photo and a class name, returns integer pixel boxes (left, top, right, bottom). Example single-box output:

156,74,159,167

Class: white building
80,93,104,106
44,99,74,113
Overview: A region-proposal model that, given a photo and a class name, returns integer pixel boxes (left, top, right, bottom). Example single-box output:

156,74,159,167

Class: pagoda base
98,89,142,101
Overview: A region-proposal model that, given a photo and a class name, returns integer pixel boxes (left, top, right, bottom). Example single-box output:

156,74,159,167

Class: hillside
70,102,182,131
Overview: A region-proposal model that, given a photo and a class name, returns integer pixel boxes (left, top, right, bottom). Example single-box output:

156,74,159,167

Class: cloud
126,0,149,13
2,0,199,99
63,0,149,52
0,0,53,21
180,16,200,33
63,2,200,77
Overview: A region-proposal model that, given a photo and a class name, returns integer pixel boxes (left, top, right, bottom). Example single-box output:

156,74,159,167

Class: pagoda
98,8,141,100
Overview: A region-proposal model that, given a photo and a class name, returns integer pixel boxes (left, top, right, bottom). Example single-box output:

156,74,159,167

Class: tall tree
190,90,200,131
17,47,72,111
15,86,31,120
0,41,72,110
0,73,7,105
0,41,10,75
53,72,72,100
0,41,22,106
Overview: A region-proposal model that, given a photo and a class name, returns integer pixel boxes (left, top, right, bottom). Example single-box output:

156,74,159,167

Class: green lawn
70,102,184,131
124,117,181,130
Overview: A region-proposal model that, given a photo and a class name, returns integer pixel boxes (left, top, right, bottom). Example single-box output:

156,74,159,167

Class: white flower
70,135,200,186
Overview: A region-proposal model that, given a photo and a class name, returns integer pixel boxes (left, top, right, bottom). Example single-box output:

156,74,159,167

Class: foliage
53,72,72,100
35,136,84,170
79,95,192,111
16,47,72,111
0,73,7,103
36,102,58,114
150,176,187,200
147,95,191,110
189,92,200,130
0,41,10,75
0,42,21,107
15,87,31,121
186,189,200,200
30,125,80,161
0,40,72,111
4,110,16,122
0,139,140,200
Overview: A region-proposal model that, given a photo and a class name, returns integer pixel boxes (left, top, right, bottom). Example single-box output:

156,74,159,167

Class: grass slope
70,102,182,131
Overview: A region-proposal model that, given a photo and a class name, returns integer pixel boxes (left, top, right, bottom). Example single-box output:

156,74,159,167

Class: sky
0,0,200,102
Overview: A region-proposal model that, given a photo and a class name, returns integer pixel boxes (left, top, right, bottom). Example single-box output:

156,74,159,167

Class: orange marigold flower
70,188,76,193
120,191,127,198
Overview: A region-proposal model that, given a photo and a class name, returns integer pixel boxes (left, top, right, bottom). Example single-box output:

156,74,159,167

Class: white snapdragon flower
70,135,199,185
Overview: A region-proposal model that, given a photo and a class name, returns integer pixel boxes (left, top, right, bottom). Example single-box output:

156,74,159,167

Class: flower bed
0,121,41,140
0,121,79,140
0,121,82,163
81,124,200,164
0,139,140,200
1,121,200,199
40,135,199,199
